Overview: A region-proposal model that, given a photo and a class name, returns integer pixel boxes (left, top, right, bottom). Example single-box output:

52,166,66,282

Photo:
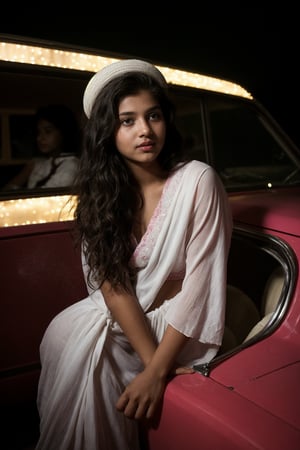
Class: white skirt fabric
36,294,216,450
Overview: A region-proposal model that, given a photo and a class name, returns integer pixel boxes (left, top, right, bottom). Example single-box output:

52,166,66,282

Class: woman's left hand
172,365,195,376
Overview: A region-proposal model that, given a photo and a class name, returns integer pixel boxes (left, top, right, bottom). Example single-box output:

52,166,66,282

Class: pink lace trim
132,166,185,268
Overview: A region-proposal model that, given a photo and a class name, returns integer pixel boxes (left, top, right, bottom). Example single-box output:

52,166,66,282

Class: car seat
243,265,285,342
219,285,260,354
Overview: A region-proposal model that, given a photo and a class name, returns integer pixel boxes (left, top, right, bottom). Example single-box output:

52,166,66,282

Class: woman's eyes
120,112,162,126
149,112,162,121
120,118,134,126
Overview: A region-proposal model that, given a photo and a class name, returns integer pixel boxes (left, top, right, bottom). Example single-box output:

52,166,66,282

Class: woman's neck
126,160,167,188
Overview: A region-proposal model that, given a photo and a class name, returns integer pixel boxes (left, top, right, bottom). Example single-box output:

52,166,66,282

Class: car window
206,96,300,190
0,111,36,188
10,113,36,159
168,88,300,192
169,87,206,163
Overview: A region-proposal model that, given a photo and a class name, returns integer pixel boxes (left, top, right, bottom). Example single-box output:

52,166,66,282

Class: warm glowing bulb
0,41,252,99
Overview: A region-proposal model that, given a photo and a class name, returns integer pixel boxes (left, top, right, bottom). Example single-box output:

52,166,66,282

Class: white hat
83,59,167,118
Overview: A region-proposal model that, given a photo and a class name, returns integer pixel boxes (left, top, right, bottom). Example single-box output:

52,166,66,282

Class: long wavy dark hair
74,72,186,291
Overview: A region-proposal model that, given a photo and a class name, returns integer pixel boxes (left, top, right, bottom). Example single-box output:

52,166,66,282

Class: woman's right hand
116,366,167,420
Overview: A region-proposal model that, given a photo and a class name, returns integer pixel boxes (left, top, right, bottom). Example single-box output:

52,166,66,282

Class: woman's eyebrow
119,105,161,116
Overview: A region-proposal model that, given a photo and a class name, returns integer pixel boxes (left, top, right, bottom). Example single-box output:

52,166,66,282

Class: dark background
1,28,299,148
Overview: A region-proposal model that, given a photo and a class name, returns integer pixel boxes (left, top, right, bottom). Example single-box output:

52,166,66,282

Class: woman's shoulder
57,153,78,160
178,160,224,193
57,154,79,165
177,159,214,178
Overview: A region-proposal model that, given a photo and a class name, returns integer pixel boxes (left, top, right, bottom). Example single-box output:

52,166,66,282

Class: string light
0,41,252,98
0,195,77,227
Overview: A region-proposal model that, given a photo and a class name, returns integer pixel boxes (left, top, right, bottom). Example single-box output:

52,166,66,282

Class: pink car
0,36,300,449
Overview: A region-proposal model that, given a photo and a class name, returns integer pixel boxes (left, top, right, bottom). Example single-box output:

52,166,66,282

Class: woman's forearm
115,324,193,420
101,281,157,366
102,280,191,376
147,324,191,378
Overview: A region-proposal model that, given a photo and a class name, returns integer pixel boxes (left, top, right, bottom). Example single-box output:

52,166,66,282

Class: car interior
217,230,290,359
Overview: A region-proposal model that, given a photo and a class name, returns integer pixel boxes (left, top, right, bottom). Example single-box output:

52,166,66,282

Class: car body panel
210,332,300,427
211,188,300,435
229,187,300,237
145,372,300,450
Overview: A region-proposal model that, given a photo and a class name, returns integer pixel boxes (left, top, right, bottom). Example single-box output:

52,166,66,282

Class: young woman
4,104,80,189
36,59,232,450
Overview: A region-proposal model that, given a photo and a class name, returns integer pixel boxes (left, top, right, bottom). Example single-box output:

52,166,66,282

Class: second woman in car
4,104,80,190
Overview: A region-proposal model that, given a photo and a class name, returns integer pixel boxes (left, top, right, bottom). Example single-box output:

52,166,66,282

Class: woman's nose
138,119,151,136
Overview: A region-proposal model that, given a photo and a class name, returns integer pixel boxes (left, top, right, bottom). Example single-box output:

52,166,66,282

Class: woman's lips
137,141,154,151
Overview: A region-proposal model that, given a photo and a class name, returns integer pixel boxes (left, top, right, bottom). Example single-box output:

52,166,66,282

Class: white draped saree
36,160,232,450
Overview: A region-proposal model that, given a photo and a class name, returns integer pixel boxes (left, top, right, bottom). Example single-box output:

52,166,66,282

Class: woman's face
36,119,63,155
114,89,166,166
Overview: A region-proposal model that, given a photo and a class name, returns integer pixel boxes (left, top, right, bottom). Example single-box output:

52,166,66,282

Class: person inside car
3,104,80,190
